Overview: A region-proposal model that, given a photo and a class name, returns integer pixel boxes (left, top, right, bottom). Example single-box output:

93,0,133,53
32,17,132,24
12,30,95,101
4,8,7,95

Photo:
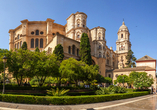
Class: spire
122,19,125,25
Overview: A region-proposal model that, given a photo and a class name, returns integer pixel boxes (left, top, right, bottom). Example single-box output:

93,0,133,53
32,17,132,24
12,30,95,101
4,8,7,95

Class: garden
0,33,153,105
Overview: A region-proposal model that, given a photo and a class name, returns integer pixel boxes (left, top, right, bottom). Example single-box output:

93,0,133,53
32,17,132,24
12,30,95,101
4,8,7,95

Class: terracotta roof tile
113,66,155,72
136,55,156,61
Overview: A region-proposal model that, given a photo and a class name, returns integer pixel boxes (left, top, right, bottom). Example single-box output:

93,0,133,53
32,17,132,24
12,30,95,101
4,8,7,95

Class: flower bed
0,91,149,105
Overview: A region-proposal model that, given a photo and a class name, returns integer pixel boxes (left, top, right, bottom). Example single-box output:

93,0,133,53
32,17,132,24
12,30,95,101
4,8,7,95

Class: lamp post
2,56,7,94
123,77,124,87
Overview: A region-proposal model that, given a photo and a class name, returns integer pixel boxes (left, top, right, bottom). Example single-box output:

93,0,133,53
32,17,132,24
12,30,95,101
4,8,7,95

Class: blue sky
0,0,157,62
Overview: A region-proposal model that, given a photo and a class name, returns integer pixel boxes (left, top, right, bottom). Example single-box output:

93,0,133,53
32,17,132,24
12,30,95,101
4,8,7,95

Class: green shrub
0,91,149,105
107,85,127,93
47,88,69,96
96,87,109,95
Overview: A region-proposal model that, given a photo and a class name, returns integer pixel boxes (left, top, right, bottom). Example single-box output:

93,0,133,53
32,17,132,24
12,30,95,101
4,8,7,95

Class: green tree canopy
35,47,40,52
59,58,99,86
53,44,64,61
125,49,136,68
133,72,153,89
117,75,129,84
21,42,27,50
104,77,112,83
79,33,92,65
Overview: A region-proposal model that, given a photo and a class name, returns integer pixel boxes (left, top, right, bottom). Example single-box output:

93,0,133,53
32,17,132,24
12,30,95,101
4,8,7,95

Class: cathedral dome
118,21,128,32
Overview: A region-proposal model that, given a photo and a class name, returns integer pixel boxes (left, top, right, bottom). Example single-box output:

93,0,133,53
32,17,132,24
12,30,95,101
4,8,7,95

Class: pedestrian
153,88,156,94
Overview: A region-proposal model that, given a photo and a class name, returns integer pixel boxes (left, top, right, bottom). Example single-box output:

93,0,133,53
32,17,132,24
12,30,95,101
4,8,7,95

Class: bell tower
116,21,131,68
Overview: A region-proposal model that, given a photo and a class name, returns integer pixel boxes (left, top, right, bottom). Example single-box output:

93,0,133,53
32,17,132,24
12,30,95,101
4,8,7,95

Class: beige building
8,12,156,87
113,55,156,89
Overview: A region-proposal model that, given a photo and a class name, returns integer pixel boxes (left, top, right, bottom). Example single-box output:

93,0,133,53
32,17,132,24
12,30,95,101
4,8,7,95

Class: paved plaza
0,95,156,110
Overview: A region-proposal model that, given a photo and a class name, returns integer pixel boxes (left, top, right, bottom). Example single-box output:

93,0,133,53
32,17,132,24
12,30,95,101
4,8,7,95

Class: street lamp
2,56,7,94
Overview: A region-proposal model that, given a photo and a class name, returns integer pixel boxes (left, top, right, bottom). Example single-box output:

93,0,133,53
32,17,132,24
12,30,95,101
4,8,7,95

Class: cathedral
9,12,156,88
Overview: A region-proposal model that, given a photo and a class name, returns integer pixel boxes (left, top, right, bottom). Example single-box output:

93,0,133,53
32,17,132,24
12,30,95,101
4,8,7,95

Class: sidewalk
0,94,155,110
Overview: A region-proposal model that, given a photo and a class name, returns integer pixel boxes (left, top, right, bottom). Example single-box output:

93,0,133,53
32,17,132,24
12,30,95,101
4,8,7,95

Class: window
77,35,80,38
103,55,105,58
36,30,39,35
72,45,75,55
40,31,44,35
83,25,85,27
99,52,101,58
40,38,43,48
31,39,34,48
108,74,111,78
99,45,101,49
107,59,109,65
35,38,38,48
113,62,114,67
18,42,19,49
52,33,55,35
99,37,100,40
77,49,79,56
20,41,22,47
121,34,123,38
15,44,16,49
17,35,19,39
31,31,34,35
77,24,80,27
115,74,118,77
68,46,71,54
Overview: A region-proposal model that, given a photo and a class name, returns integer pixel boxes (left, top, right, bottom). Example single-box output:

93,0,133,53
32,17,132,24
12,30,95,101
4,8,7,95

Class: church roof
113,66,155,72
118,21,128,32
136,55,156,61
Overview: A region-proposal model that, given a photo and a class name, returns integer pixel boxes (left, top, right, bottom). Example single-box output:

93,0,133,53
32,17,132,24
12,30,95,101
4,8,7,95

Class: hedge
0,91,149,105
0,85,88,90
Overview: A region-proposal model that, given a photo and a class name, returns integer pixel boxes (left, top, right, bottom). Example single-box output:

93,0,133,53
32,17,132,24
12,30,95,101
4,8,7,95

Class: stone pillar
9,30,14,50
46,18,54,44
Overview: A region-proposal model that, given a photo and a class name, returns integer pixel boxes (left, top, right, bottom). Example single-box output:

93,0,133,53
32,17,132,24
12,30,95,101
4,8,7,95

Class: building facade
8,12,156,86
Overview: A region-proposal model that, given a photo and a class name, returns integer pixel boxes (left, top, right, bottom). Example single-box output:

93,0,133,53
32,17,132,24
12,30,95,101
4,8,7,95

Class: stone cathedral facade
9,12,155,83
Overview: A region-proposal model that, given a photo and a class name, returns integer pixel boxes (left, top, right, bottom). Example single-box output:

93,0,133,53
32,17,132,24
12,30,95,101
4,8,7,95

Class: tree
35,47,40,52
128,71,139,88
21,42,27,50
104,77,112,84
133,72,153,89
79,33,92,65
6,49,31,86
0,49,9,72
117,75,129,86
59,58,99,86
53,44,64,61
25,51,60,86
125,49,136,68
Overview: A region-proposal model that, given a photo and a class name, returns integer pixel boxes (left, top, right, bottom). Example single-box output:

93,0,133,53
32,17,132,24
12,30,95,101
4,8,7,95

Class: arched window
15,44,16,49
31,39,34,48
17,35,19,39
99,45,101,49
99,37,100,40
113,62,114,67
99,52,101,58
20,41,22,47
121,34,123,38
18,42,19,49
103,54,105,58
36,30,39,35
40,38,43,48
77,24,80,27
77,19,80,27
68,46,71,54
77,49,79,56
72,45,75,55
77,35,80,38
35,38,38,48
107,59,109,65
83,20,86,27
108,74,111,78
